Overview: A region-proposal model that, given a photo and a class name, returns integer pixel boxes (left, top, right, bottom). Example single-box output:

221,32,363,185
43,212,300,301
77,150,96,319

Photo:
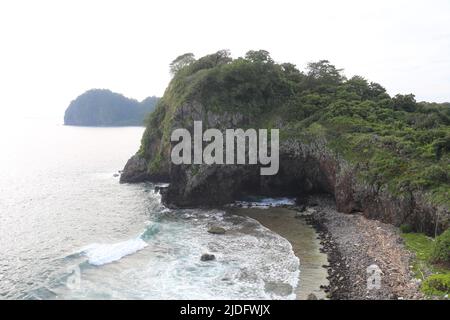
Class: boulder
208,226,226,235
200,254,216,261
120,155,149,183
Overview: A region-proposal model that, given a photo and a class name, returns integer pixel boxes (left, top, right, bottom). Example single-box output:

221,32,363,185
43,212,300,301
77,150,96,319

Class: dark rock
155,186,168,194
208,226,226,235
120,155,150,183
307,293,318,300
200,254,215,261
159,136,447,234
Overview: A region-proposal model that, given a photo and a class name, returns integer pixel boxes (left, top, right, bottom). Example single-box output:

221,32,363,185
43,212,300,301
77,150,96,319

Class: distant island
64,89,159,126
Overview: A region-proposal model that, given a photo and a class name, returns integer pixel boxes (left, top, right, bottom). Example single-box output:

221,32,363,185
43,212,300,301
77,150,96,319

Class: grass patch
401,232,450,298
401,233,434,263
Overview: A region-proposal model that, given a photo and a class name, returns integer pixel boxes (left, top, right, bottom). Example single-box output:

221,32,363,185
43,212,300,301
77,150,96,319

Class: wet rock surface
200,254,216,262
207,226,227,235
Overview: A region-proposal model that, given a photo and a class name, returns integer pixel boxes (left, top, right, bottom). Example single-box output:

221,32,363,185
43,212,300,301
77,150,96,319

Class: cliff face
121,50,449,235
121,99,448,235
64,89,159,126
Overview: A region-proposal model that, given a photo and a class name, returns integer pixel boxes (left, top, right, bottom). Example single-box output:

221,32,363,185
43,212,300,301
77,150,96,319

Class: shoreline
297,195,423,300
228,194,423,300
228,207,329,300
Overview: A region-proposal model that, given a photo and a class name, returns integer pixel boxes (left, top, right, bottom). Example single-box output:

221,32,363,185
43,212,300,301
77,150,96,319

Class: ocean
0,118,302,299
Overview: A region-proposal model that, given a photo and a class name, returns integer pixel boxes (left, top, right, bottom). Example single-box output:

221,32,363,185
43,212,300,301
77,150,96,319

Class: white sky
1,0,449,120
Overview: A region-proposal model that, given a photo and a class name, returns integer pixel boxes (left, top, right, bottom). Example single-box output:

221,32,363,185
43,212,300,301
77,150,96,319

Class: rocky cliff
121,50,449,235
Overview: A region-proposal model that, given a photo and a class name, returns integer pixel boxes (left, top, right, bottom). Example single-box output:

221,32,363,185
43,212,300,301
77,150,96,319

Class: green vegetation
430,229,450,265
401,233,434,266
64,89,159,126
142,49,449,211
422,274,450,296
401,232,450,297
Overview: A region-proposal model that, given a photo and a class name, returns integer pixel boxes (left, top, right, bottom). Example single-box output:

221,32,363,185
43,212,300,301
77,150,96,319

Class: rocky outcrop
120,155,149,183
120,53,448,236
121,104,448,235
158,136,448,234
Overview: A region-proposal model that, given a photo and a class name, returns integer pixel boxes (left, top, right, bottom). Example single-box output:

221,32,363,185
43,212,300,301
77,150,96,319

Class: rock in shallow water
264,282,293,297
208,226,226,235
200,254,216,261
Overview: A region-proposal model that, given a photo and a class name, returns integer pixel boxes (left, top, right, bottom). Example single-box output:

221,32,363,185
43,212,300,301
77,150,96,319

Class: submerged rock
208,226,226,235
264,282,293,297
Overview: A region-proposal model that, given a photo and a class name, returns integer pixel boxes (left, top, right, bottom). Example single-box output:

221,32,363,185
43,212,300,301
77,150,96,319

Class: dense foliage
142,50,449,208
431,229,450,265
64,89,159,126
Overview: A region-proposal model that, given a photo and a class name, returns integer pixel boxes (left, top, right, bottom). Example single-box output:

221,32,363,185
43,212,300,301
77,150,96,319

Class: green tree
245,50,273,64
392,94,417,112
306,60,345,91
169,53,196,75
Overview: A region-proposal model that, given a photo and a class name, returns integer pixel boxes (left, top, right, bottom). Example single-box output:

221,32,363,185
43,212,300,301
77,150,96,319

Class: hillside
121,50,449,235
64,89,159,126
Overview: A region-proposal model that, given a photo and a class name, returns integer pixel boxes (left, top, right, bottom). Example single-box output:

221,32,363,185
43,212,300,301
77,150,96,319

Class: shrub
422,165,449,185
430,229,450,265
421,274,450,296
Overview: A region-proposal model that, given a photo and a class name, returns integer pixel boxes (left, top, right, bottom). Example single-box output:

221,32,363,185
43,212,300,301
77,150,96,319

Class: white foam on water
60,206,300,300
96,212,299,300
80,237,148,266
233,197,296,209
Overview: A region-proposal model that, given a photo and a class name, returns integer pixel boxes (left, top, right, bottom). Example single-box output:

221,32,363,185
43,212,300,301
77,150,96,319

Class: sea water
0,118,300,300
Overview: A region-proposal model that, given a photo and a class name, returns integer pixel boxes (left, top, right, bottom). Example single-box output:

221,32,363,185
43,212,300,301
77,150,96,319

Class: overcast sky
1,0,449,120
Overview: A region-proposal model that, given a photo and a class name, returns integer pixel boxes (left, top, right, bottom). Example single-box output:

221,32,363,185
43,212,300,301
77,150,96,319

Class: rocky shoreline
154,186,424,299
291,195,423,300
